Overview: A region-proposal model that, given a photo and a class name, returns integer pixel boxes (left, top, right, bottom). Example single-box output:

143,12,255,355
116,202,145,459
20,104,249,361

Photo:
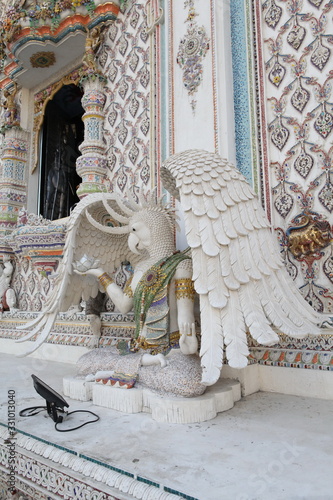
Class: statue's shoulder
174,250,192,277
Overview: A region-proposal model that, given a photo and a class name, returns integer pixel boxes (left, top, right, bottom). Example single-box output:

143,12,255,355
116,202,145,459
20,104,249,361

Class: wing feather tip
255,331,279,346
227,357,249,369
201,369,221,386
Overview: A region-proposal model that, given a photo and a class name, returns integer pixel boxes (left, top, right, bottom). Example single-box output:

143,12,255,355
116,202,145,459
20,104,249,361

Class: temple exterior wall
0,2,333,499
0,0,332,397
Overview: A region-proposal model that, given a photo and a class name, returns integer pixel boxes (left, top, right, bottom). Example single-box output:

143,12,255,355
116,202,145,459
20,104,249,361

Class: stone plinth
63,376,241,424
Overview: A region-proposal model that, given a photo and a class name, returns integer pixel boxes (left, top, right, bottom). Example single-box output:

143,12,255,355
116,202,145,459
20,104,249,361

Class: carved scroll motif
145,0,164,35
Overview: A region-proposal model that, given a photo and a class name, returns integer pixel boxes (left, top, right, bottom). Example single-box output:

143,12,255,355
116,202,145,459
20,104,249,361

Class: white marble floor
0,352,332,500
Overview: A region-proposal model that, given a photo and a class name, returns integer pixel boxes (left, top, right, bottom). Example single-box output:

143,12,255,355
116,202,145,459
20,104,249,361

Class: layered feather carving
161,149,323,386
17,193,137,355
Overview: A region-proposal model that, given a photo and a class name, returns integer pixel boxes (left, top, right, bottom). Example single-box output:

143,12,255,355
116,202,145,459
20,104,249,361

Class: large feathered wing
16,193,137,356
161,150,323,386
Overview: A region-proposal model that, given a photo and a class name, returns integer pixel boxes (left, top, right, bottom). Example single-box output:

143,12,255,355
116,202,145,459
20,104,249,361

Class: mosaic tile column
76,76,108,198
0,128,28,235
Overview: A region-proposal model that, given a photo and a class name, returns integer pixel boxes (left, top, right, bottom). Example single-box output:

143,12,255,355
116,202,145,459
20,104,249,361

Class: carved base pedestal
63,376,241,424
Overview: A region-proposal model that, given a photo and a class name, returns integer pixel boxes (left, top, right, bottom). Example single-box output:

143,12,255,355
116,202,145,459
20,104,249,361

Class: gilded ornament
175,278,195,300
286,214,331,258
82,26,103,73
123,275,134,298
98,272,114,290
141,265,166,295
30,51,56,68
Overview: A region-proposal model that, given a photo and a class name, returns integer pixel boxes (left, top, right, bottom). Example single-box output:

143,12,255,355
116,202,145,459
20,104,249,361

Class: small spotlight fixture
31,374,69,423
19,375,99,432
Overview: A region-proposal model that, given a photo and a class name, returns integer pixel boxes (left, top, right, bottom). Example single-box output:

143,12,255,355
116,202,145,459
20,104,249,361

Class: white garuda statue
17,150,325,393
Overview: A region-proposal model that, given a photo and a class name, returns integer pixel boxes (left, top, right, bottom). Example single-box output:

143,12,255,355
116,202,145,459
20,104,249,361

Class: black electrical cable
19,406,99,432
55,410,99,432
19,406,48,417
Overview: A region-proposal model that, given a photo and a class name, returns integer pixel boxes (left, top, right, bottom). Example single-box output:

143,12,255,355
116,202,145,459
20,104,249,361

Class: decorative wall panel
176,0,210,114
101,2,155,199
0,129,28,235
255,0,333,313
11,258,54,312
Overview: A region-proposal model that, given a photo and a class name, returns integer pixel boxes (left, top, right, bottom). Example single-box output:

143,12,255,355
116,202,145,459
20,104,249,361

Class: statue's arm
74,267,133,314
174,260,198,355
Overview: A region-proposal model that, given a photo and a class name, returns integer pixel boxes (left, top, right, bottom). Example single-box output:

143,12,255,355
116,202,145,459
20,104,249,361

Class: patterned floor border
0,423,198,500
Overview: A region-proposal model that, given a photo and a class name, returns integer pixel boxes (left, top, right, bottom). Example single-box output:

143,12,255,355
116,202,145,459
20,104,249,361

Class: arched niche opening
39,84,84,221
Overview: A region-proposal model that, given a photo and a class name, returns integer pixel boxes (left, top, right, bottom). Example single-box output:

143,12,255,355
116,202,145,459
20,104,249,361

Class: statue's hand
179,322,198,355
73,267,104,278
73,255,102,278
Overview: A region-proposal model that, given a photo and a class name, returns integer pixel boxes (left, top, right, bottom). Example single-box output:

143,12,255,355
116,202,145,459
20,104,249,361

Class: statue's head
86,193,177,257
128,209,175,255
128,215,151,254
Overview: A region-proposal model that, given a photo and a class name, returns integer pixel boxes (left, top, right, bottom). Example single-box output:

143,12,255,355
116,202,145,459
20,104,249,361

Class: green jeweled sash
133,249,191,342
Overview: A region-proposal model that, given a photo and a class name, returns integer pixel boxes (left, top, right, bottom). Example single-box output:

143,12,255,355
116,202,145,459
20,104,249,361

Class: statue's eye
132,227,136,231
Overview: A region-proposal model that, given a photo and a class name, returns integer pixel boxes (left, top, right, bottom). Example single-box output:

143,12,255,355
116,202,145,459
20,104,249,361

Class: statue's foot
85,370,115,381
95,370,115,379
156,353,168,368
141,353,168,368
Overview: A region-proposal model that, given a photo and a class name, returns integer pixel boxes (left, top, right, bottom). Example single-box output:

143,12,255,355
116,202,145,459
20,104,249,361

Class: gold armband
123,275,134,298
175,278,195,300
98,272,114,290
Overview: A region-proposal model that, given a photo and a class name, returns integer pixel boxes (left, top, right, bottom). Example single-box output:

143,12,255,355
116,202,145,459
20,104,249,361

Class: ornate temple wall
240,0,333,373
254,0,333,314
0,0,332,385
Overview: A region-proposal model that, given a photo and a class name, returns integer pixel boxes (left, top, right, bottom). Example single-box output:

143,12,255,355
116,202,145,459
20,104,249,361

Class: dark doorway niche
39,84,84,220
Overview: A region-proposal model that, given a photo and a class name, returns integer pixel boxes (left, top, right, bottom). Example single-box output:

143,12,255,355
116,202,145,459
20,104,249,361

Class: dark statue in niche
40,84,84,221
1,81,20,127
